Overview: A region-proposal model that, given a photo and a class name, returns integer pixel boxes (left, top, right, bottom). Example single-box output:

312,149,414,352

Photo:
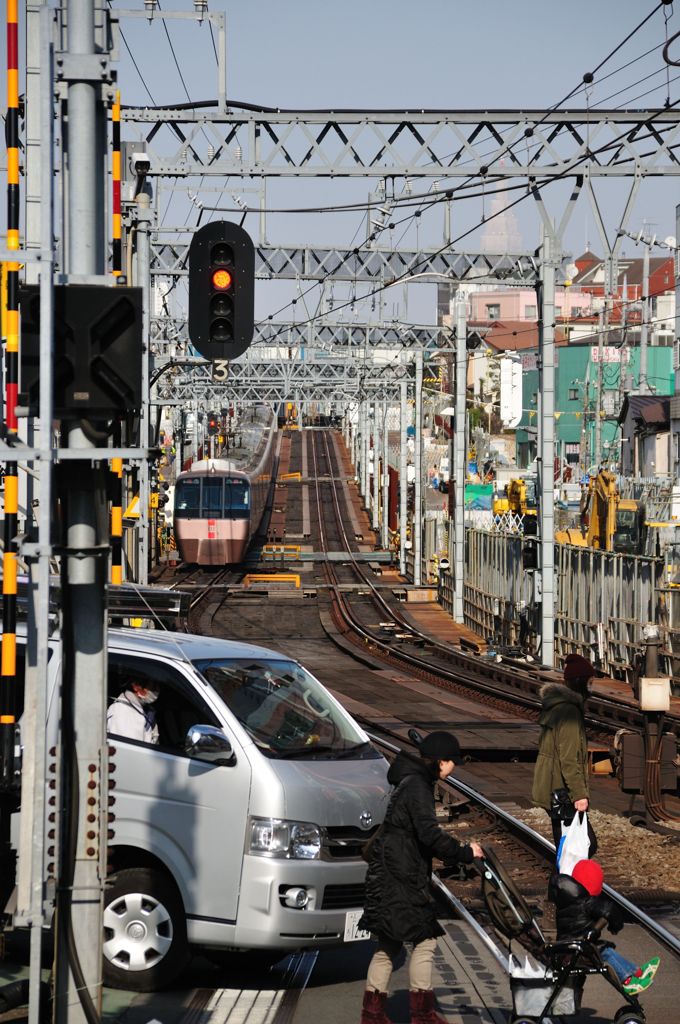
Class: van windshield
193,657,379,759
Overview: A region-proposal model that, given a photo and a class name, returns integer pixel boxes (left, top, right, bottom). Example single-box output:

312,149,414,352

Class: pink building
468,288,593,323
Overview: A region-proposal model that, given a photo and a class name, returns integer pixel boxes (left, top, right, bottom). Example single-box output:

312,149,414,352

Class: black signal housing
188,221,255,361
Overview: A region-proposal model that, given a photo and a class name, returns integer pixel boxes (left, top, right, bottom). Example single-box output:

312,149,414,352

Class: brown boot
409,989,448,1024
360,989,391,1024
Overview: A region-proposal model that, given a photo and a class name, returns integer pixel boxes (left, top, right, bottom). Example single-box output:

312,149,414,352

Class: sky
4,1,680,324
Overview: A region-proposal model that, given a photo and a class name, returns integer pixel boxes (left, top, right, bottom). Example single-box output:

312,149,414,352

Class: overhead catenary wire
113,3,678,349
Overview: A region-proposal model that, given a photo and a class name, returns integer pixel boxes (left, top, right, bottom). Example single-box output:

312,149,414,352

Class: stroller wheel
614,1009,645,1024
511,1018,538,1024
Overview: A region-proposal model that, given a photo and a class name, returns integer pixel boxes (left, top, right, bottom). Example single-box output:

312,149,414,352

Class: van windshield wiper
335,741,373,759
276,744,337,759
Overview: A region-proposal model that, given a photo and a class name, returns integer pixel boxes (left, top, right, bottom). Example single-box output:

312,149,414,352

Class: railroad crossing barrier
262,544,301,560
242,573,301,589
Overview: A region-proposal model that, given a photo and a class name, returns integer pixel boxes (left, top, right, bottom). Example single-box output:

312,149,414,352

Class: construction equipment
492,477,537,517
556,470,646,553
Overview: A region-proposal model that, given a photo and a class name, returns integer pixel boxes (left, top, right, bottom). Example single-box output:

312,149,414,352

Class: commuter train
173,410,276,565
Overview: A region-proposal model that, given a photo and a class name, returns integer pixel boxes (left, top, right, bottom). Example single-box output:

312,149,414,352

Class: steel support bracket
55,52,112,84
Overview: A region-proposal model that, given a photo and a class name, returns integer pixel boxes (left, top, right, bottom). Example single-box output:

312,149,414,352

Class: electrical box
639,676,671,712
620,731,677,793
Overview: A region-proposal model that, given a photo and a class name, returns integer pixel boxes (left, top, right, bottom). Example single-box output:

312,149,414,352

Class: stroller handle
586,916,609,941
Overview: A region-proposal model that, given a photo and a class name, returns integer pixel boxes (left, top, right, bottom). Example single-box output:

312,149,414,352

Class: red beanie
563,653,594,683
572,859,604,896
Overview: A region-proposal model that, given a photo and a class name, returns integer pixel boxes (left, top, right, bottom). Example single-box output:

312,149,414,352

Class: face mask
138,687,159,705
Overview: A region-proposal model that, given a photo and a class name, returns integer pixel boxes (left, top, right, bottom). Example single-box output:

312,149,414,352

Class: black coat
358,751,474,945
549,872,624,940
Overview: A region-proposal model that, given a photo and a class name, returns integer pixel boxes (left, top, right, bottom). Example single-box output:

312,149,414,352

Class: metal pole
640,242,650,394
382,400,390,550
25,15,55,1024
538,230,557,668
372,401,380,531
400,381,408,576
594,309,605,467
55,2,108,1023
134,191,151,584
454,295,467,623
414,351,423,586
362,402,370,504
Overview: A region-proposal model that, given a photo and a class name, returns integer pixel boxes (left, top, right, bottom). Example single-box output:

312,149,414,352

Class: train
173,408,276,565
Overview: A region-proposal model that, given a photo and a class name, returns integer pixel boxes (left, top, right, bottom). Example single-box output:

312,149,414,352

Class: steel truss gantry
151,317,452,353
120,107,680,179
153,355,411,404
150,240,540,286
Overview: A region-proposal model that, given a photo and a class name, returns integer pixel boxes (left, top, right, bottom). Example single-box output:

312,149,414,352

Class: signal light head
211,268,233,291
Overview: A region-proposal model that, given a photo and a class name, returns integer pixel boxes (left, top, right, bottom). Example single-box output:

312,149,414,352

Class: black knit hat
418,730,461,761
563,653,594,684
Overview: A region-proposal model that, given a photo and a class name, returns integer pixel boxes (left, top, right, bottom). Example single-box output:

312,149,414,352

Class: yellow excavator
493,477,537,517
555,470,646,554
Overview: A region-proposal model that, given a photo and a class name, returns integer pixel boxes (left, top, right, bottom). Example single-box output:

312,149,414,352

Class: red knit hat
563,653,594,684
572,859,604,896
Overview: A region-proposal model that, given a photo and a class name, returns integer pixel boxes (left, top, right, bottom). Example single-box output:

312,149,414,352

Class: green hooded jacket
531,682,589,811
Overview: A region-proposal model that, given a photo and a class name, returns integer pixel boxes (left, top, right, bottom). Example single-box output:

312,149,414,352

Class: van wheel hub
127,921,147,941
103,891,173,971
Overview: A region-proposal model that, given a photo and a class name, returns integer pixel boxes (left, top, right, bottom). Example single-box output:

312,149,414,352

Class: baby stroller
478,847,647,1024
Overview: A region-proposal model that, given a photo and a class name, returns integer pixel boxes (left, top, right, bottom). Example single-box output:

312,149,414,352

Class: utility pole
537,230,557,667
413,351,423,586
54,2,110,1023
594,308,605,469
381,400,389,550
453,294,467,623
133,189,152,584
372,401,380,532
399,381,408,576
640,241,650,394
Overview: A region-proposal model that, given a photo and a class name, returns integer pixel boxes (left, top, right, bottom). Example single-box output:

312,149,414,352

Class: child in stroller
479,847,650,1024
550,859,660,997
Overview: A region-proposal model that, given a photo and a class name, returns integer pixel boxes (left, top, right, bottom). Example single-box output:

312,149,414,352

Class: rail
369,733,680,960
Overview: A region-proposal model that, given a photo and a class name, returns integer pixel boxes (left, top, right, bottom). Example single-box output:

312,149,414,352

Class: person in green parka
531,652,597,856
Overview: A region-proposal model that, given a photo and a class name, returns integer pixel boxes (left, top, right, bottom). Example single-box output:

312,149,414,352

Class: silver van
53,629,388,990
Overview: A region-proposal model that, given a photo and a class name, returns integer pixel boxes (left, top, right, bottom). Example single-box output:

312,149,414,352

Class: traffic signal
207,413,219,436
522,538,539,571
188,221,255,361
19,284,143,418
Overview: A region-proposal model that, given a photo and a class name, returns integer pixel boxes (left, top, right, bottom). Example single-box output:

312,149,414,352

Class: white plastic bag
509,953,547,979
557,811,589,876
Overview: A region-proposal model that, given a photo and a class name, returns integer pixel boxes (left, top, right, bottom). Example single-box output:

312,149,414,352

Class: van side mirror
185,724,235,766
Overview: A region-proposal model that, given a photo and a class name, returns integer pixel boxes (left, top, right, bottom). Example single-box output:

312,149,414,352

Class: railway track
369,733,680,965
308,430,680,747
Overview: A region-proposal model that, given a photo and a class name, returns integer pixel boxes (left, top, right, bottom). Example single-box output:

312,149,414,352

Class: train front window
225,479,250,514
202,477,223,518
175,478,200,518
194,657,379,760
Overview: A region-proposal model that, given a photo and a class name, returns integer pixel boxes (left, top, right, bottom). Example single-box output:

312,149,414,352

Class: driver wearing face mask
107,680,160,744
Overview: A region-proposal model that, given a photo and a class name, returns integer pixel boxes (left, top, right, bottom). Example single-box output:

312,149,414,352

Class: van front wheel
103,867,189,991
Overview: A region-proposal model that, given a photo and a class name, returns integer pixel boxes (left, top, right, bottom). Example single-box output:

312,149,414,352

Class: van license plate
344,910,370,942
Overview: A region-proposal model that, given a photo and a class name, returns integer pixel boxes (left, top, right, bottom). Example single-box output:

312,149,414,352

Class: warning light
212,268,233,291
188,221,255,362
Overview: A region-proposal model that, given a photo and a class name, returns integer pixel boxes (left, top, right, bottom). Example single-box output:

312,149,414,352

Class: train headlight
248,817,321,859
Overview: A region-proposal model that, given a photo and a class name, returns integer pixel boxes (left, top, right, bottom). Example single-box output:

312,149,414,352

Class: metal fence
440,528,668,681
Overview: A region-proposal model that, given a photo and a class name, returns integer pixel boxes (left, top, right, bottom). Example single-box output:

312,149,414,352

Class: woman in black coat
358,732,483,1024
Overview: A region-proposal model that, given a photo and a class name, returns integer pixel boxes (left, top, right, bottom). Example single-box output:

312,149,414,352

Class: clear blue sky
4,1,680,323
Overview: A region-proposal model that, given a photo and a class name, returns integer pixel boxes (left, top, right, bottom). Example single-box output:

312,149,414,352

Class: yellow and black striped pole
1,0,20,784
110,95,123,582
111,454,123,585
112,89,122,277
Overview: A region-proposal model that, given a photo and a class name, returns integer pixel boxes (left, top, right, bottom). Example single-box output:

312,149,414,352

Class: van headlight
248,817,321,859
